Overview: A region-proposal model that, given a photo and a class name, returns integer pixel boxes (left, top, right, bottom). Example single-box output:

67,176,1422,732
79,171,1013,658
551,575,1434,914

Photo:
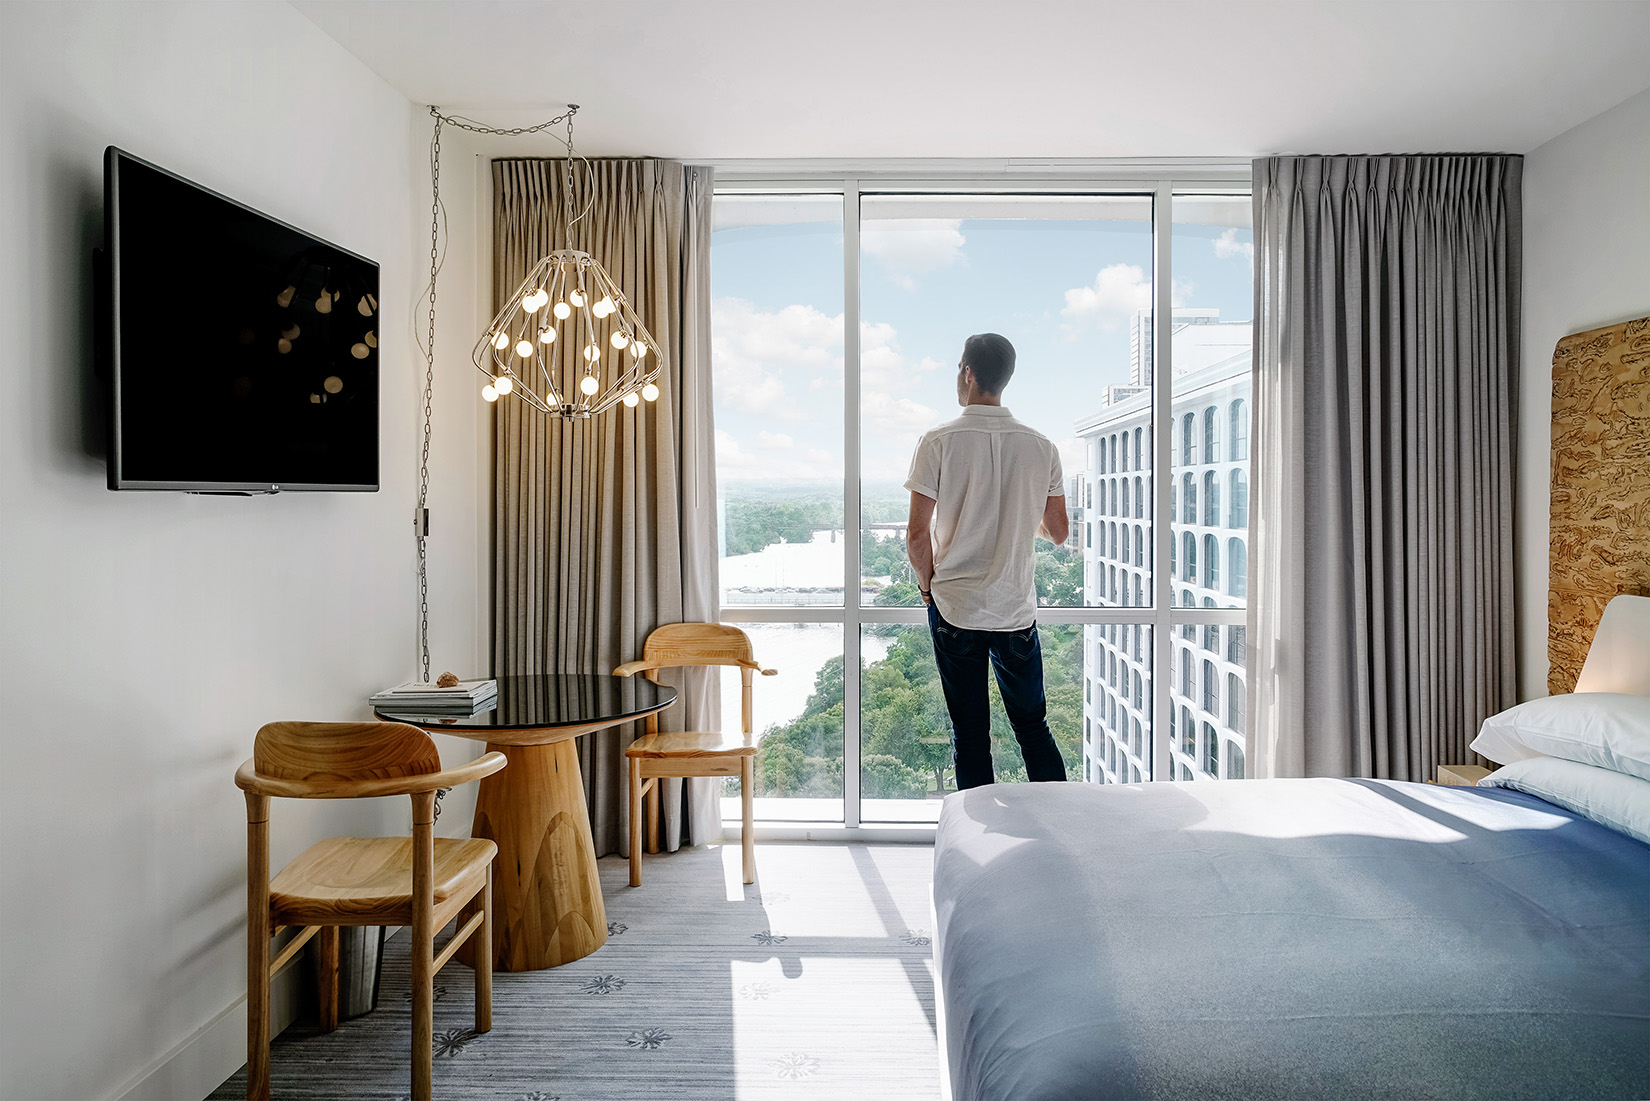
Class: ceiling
293,0,1650,162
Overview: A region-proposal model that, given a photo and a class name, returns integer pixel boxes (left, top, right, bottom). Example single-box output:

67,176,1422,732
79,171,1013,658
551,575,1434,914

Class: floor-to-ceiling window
711,178,1251,831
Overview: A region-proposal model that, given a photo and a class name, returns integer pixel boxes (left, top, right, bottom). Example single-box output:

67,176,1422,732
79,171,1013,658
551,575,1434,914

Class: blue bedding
932,778,1650,1100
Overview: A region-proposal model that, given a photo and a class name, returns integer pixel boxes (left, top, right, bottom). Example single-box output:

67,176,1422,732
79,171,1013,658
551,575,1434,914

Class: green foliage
723,495,840,556
1034,537,1084,607
861,755,930,799
755,622,1086,802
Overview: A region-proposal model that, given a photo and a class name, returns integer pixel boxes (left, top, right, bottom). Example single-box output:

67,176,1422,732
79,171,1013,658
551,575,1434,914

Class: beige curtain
1249,155,1521,781
492,158,719,856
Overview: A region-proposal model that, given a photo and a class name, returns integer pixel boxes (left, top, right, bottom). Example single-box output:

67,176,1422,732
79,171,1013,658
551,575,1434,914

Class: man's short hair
962,333,1016,395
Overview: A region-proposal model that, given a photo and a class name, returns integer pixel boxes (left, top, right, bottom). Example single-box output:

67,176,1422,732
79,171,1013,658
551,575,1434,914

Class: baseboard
115,952,306,1101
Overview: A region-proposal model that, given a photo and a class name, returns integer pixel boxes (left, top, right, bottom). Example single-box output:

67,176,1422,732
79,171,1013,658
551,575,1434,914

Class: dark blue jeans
927,602,1068,790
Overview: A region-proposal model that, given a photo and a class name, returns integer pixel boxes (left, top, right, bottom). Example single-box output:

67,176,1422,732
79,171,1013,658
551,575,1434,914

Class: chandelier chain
417,112,443,683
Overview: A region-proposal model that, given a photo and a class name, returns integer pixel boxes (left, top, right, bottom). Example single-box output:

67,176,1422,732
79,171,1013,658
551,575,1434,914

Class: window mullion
1151,183,1175,784
843,179,863,828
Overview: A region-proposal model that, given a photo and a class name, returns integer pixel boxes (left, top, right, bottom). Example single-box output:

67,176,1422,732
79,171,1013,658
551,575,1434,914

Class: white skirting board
113,926,382,1100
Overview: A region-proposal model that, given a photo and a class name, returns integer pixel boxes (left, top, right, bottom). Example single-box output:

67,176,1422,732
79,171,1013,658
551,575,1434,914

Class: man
905,332,1069,790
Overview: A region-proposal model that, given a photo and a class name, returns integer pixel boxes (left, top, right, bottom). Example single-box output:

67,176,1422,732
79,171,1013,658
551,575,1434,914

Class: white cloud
1059,264,1191,335
856,320,946,480
1214,228,1254,262
860,321,942,436
713,302,948,482
861,219,966,290
711,297,844,419
715,429,842,481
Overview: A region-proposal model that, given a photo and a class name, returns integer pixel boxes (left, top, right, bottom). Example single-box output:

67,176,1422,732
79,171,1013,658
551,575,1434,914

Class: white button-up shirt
905,405,1064,631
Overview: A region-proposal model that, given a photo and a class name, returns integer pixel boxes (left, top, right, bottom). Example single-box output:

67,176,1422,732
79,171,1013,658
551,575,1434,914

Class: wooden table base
461,741,608,971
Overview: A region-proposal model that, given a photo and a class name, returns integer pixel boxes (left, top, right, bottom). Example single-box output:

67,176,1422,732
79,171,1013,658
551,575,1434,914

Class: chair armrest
736,659,779,676
612,659,660,678
235,751,507,799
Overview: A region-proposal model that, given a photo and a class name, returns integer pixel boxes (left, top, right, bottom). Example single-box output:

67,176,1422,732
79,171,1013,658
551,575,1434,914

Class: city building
1077,309,1251,785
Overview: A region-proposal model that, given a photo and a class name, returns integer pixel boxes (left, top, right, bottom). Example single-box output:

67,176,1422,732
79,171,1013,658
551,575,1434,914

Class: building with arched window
1075,308,1250,786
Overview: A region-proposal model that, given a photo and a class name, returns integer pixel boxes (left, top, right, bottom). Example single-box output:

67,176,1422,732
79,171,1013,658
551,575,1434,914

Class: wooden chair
234,721,506,1101
615,623,776,886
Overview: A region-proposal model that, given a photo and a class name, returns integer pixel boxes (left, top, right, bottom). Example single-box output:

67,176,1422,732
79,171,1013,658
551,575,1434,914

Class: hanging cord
416,104,588,684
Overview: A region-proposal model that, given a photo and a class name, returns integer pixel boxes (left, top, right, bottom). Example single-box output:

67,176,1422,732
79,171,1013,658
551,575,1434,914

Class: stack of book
370,679,498,714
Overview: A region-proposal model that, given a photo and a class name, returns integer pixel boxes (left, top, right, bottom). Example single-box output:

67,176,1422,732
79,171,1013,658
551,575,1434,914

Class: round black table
376,674,676,971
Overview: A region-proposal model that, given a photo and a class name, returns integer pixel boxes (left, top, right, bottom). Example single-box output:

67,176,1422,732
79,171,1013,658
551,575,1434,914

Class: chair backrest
641,622,756,670
638,623,763,736
253,721,442,790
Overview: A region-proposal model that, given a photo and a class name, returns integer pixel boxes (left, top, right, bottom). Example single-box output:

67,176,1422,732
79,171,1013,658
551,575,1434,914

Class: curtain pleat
1250,155,1521,781
492,158,720,856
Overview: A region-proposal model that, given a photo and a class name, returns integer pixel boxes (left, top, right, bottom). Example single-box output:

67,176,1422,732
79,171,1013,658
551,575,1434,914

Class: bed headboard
1547,315,1650,694
1572,594,1650,696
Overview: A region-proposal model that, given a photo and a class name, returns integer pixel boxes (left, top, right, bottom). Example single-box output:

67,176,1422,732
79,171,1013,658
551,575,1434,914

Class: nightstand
1435,764,1492,786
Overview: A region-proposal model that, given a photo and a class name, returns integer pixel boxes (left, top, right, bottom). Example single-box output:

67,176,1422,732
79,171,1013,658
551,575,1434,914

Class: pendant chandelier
416,102,667,681
470,107,664,418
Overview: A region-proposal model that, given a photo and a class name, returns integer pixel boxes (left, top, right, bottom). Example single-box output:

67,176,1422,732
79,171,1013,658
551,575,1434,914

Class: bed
932,596,1650,1100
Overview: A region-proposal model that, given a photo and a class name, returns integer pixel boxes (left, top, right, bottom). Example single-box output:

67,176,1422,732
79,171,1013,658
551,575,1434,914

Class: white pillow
1470,692,1650,781
1480,756,1650,846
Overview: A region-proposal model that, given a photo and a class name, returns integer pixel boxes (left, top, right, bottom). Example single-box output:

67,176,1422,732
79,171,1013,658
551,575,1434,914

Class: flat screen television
101,148,380,492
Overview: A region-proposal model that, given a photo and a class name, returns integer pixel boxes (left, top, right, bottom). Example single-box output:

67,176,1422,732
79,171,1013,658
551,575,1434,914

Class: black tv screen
103,148,380,492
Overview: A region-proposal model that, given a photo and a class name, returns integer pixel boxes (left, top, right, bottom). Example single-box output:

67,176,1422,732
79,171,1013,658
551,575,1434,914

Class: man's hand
907,491,936,603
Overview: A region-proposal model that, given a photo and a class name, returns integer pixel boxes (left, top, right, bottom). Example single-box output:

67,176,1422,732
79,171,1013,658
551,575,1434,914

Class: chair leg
245,801,271,1101
317,926,340,1033
646,772,660,855
247,926,270,1101
742,756,756,884
628,756,644,887
412,800,435,1101
475,865,493,1033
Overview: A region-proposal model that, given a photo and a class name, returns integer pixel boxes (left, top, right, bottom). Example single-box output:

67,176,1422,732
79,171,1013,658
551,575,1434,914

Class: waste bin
312,926,385,1019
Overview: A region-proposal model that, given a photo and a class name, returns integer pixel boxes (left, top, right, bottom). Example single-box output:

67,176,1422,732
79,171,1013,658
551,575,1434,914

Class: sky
710,194,1253,501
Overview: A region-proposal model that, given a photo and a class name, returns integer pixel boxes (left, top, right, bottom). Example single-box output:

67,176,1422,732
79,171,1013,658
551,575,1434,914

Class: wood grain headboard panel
1548,315,1650,694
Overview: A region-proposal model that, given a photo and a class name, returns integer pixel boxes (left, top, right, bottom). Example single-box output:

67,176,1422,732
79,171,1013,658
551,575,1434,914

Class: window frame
711,168,1252,837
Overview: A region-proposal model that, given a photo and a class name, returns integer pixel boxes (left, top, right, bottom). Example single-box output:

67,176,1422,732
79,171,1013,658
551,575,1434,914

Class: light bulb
642,382,660,402
583,343,600,362
630,341,648,359
523,290,544,313
623,391,641,408
580,375,600,396
610,332,629,349
538,326,556,344
568,288,586,308
482,384,498,402
592,296,615,318
515,339,533,358
495,376,514,395
553,301,571,319
493,331,510,351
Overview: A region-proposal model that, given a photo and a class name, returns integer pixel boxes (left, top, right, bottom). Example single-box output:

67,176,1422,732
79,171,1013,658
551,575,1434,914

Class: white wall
1515,87,1650,700
0,4,486,1098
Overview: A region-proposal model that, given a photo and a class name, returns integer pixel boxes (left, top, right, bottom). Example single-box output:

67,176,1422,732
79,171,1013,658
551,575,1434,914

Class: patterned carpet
210,842,940,1100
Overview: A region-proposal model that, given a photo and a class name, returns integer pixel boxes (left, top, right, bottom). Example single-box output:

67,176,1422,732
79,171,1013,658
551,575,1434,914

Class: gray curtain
492,158,720,856
1249,155,1521,781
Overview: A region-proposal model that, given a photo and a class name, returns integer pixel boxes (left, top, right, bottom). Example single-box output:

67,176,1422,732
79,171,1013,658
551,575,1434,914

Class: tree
862,754,929,799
